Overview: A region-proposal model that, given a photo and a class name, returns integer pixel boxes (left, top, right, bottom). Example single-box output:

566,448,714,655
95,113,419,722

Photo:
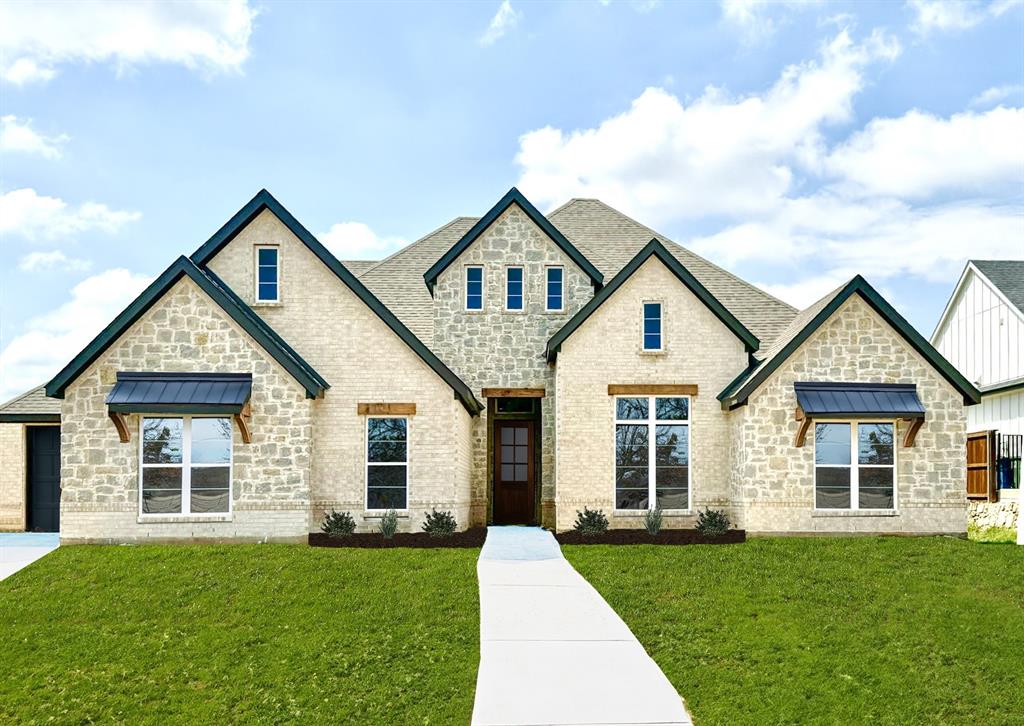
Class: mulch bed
308,528,488,549
555,529,746,545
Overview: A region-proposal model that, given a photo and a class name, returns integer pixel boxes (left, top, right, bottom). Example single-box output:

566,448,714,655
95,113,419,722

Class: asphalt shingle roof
972,260,1024,316
0,385,61,416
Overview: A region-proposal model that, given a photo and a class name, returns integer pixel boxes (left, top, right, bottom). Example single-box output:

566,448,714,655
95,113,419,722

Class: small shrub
643,507,663,535
696,508,731,538
422,508,458,538
320,509,357,538
573,507,609,536
378,508,399,539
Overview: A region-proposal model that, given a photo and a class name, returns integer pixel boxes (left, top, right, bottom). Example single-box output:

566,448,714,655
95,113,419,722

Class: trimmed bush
643,507,663,535
696,508,731,538
573,507,609,536
422,509,458,538
321,510,357,538
378,509,399,539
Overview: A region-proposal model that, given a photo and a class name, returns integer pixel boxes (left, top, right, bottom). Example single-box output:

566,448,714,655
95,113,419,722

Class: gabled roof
719,276,981,408
0,385,61,423
422,188,604,294
45,256,330,400
546,239,760,361
972,260,1024,315
191,189,483,415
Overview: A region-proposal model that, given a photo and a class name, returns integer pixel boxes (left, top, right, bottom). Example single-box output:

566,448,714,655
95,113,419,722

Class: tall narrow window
367,417,408,510
815,422,895,510
506,266,524,311
546,267,564,311
256,246,279,302
614,396,690,510
466,266,483,310
643,302,662,350
140,417,232,515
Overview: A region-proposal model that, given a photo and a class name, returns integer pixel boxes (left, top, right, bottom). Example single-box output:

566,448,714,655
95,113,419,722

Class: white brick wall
0,423,26,530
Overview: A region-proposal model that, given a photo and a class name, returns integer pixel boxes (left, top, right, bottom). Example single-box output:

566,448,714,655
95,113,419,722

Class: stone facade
206,209,474,532
730,295,967,534
59,278,314,543
0,423,26,530
554,257,749,531
430,205,593,527
968,497,1018,530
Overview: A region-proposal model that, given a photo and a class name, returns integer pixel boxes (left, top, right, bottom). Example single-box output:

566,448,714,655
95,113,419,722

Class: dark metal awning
106,372,252,414
793,382,926,448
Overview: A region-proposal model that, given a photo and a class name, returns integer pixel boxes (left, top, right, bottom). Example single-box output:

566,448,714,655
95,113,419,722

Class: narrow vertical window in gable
255,246,279,302
546,267,564,311
506,266,524,311
466,266,484,310
643,302,662,351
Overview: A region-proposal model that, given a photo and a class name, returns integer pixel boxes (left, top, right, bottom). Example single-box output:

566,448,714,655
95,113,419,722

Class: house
931,260,1024,536
1,188,980,541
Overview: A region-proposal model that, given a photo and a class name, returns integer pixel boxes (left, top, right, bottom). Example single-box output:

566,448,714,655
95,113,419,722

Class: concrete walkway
0,532,59,581
472,527,692,726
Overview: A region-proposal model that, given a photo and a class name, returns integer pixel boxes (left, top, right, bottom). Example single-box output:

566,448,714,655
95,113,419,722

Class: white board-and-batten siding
968,390,1024,436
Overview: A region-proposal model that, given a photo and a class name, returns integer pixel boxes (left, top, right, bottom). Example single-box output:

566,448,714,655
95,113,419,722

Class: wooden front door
27,426,61,532
493,421,536,525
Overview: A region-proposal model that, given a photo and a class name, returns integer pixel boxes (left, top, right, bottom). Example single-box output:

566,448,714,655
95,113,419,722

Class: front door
493,421,535,525
27,426,61,532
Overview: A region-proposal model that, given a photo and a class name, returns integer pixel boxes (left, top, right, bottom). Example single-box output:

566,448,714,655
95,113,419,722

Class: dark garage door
27,426,61,532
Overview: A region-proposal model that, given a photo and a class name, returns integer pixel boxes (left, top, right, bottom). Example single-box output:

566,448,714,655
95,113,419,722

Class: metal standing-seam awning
792,382,926,448
105,372,254,443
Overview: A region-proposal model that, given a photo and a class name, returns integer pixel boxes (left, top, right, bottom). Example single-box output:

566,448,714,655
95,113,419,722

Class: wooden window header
481,388,546,398
607,384,698,396
357,403,417,416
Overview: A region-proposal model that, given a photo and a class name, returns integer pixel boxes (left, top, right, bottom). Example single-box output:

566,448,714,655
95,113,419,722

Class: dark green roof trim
423,187,604,294
546,239,760,361
191,190,483,415
980,377,1024,396
719,276,982,408
45,256,329,400
0,413,60,423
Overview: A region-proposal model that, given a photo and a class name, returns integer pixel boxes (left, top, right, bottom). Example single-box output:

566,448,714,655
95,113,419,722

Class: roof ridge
359,216,479,277
0,384,45,411
552,198,799,314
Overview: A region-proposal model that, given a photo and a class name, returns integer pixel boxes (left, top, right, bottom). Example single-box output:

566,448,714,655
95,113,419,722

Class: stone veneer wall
0,423,26,530
60,278,314,543
431,205,594,527
730,295,967,534
968,498,1018,530
206,209,473,532
554,257,749,531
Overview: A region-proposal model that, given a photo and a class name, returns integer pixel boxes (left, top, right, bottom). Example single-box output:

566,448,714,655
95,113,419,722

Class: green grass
565,537,1024,726
969,523,1019,544
0,545,480,725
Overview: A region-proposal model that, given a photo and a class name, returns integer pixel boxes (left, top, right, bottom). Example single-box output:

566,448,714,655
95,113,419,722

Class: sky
0,0,1022,402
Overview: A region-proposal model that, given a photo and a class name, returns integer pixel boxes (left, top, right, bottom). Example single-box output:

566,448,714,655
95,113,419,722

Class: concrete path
472,527,692,726
0,533,59,581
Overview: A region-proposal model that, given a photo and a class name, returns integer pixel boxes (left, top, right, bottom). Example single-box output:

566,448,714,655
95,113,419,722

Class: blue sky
1,0,1022,400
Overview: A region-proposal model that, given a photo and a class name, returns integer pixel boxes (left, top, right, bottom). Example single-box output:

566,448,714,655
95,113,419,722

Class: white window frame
465,265,485,311
613,395,691,513
365,415,410,513
138,415,234,518
642,301,663,352
545,266,564,312
813,419,897,512
254,245,280,303
505,265,525,312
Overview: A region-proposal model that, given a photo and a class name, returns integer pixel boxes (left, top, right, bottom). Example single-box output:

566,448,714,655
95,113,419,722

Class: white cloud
825,107,1024,199
908,0,1021,35
319,222,405,260
479,1,522,46
18,250,92,273
721,0,823,44
0,188,141,239
0,268,152,401
516,29,900,225
969,84,1023,108
0,0,257,85
0,115,69,159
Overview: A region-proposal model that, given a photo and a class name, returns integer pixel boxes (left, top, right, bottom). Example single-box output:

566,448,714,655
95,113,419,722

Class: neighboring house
0,387,61,532
1,188,979,542
931,260,1024,534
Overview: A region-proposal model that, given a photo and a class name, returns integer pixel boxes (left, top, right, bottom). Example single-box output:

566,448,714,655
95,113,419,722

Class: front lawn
0,545,480,725
565,537,1024,726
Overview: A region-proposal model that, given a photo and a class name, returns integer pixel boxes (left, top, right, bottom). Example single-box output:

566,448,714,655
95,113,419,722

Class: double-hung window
140,417,232,515
614,396,690,510
545,267,564,311
814,422,895,510
366,417,408,510
643,302,662,351
466,266,484,310
506,266,524,311
255,246,279,302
